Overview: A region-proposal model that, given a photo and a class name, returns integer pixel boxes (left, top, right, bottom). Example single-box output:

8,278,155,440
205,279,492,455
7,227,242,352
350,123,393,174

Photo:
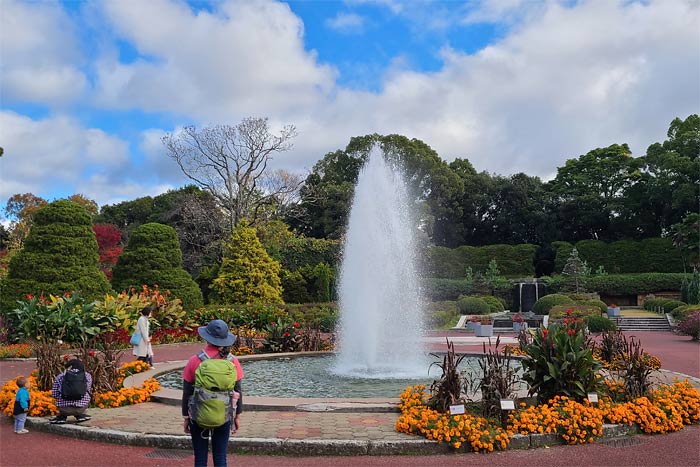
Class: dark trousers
136,355,153,366
190,420,231,467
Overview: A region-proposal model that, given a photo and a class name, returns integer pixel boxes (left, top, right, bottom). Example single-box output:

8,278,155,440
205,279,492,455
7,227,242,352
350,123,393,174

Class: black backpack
61,370,87,401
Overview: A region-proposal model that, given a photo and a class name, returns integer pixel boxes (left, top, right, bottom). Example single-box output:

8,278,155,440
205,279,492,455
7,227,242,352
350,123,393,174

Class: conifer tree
561,247,590,293
111,223,203,310
1,200,112,313
213,224,283,304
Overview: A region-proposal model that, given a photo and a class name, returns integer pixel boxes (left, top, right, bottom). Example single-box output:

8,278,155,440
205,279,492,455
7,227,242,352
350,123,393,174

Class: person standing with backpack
181,319,243,467
49,358,92,424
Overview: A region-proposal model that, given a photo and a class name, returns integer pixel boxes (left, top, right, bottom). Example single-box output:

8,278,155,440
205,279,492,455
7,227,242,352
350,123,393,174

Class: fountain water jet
332,147,428,379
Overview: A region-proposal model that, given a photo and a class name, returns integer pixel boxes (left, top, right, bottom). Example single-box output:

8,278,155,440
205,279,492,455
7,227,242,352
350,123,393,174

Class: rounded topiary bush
532,294,575,315
549,304,599,321
456,296,490,315
1,200,112,314
671,304,700,321
578,299,607,314
479,295,505,313
111,223,203,310
586,315,617,333
660,300,686,314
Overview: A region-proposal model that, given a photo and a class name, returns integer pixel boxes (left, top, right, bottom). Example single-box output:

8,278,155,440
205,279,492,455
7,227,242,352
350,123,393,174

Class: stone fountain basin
127,351,401,413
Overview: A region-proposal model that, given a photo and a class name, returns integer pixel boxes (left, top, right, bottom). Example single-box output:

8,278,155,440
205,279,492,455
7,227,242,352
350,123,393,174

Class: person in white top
132,306,154,365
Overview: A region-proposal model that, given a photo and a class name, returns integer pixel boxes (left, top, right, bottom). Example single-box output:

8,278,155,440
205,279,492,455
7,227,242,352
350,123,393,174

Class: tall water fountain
332,147,428,379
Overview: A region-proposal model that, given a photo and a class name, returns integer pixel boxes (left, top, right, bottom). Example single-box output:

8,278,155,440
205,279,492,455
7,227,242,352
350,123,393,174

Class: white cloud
325,12,366,34
2,0,698,209
94,0,337,121
0,112,130,206
462,0,539,24
279,0,699,178
0,0,87,105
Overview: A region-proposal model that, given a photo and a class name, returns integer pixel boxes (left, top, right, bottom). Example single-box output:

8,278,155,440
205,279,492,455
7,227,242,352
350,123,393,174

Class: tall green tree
111,223,203,310
294,134,462,245
622,115,700,237
213,224,283,304
0,200,112,313
548,144,641,241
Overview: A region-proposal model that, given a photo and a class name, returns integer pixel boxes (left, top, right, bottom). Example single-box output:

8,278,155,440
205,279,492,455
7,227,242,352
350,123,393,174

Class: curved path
1,330,698,467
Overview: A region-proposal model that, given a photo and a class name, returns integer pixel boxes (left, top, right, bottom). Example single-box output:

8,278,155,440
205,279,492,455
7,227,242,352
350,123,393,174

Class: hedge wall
552,238,684,274
0,201,113,313
427,243,538,278
585,273,690,295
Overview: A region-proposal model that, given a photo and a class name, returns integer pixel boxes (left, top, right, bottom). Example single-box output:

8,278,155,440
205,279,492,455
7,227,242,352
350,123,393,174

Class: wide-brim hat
198,319,236,347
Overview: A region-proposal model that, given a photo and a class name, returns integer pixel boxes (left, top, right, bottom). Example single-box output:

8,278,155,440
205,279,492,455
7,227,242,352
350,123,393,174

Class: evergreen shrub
586,315,617,333
670,304,700,321
549,305,599,321
425,278,472,301
532,294,575,315
456,296,490,315
479,295,505,313
111,223,203,310
1,200,112,314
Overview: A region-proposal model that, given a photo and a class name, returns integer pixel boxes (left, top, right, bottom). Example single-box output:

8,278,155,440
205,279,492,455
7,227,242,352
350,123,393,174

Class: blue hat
198,319,236,347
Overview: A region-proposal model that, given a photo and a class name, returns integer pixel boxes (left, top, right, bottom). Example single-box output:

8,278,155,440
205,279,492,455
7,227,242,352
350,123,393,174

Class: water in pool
157,354,506,398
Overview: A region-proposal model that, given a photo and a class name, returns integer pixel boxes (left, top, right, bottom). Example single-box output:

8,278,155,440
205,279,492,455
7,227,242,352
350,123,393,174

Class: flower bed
0,360,161,417
396,381,700,452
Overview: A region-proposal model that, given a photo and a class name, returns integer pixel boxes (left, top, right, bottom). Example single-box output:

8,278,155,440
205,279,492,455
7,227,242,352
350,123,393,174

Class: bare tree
162,118,298,230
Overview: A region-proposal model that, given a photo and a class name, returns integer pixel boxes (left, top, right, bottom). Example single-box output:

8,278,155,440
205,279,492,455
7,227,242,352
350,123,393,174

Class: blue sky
0,0,698,215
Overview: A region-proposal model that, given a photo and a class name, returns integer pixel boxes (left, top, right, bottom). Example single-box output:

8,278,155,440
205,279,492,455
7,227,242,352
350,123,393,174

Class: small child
13,376,30,434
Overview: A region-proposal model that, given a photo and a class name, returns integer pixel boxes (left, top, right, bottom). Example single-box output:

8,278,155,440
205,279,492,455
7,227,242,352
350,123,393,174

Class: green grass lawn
620,309,664,317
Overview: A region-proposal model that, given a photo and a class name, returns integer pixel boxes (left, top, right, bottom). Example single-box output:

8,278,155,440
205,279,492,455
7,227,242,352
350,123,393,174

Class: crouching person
182,319,244,467
50,358,92,424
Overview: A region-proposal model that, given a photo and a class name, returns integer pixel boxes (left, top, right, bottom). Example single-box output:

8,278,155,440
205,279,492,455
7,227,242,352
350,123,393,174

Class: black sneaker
75,415,91,423
49,417,67,424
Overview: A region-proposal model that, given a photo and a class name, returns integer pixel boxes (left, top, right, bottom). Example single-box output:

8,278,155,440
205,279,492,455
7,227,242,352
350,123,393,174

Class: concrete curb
24,417,644,456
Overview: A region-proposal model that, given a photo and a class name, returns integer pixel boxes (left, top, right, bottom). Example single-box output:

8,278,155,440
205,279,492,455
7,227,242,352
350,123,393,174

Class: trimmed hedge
585,273,690,295
427,243,538,278
112,223,203,310
671,304,700,321
578,299,608,314
0,200,112,313
549,304,599,320
552,238,685,274
425,278,473,301
456,296,490,315
479,295,505,313
532,294,575,315
586,315,617,332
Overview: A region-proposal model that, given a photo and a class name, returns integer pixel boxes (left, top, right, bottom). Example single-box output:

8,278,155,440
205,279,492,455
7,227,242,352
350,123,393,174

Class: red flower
542,329,549,338
567,308,572,316
283,331,290,337
293,322,300,328
567,329,575,336
89,351,96,357
63,355,69,360
26,294,34,300
271,322,277,326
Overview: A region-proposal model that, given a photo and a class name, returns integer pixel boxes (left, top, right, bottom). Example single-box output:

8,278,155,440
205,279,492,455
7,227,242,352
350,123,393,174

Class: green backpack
188,351,238,429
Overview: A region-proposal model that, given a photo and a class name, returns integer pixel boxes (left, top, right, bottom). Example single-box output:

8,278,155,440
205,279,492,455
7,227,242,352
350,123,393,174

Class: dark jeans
136,355,153,366
190,420,230,467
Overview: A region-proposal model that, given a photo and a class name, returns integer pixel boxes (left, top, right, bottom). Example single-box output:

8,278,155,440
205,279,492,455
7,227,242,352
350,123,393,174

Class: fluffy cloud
94,0,337,121
285,0,699,177
2,0,697,207
0,112,131,206
0,0,87,105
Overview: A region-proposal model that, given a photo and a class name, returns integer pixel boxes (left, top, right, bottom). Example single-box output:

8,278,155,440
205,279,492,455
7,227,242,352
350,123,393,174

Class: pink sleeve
182,355,199,383
233,357,244,380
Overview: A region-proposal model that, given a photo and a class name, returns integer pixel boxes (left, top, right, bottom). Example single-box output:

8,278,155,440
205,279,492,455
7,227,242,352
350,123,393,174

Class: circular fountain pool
157,354,500,398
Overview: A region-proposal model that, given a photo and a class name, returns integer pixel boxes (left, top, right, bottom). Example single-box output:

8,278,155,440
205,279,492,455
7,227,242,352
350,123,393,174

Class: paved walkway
1,330,699,465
